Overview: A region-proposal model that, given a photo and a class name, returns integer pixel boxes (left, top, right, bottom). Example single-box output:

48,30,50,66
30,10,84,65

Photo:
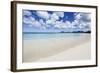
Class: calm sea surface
23,33,90,40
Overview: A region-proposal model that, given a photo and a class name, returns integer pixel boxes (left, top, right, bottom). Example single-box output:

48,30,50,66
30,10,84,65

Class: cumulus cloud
23,16,35,25
34,11,68,29
74,13,81,20
54,20,70,29
39,19,45,25
23,10,91,32
50,13,59,21
23,10,32,16
72,13,91,31
54,12,64,18
54,21,63,28
81,13,91,22
36,11,50,20
65,21,72,28
46,19,56,26
32,20,42,28
23,16,42,28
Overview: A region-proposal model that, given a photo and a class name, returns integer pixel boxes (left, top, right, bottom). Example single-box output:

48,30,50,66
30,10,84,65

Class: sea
23,33,90,40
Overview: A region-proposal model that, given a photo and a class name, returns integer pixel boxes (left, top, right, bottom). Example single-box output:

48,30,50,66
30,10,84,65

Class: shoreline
23,32,91,34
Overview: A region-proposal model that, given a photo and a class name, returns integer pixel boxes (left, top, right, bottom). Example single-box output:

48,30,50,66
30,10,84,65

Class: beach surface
22,33,91,63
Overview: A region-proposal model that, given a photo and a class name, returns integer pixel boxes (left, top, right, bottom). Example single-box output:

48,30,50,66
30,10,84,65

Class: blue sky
23,10,91,32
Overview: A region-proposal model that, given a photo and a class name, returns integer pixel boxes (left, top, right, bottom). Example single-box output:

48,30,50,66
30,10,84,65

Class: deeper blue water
23,33,89,40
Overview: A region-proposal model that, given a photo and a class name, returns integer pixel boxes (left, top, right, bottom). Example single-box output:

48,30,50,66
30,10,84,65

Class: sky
22,10,91,32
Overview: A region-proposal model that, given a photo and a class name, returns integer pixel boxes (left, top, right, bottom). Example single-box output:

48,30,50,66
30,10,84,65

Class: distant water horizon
23,33,90,40
23,31,91,34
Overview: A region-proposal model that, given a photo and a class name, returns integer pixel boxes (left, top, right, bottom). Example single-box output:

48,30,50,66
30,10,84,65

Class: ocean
23,33,90,40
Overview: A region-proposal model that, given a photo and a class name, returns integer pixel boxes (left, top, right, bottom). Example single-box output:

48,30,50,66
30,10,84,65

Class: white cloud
39,19,45,25
29,16,35,21
61,24,68,29
74,13,91,22
36,11,50,20
81,13,91,22
54,21,62,28
54,21,68,29
32,21,42,28
50,13,59,21
74,13,82,20
65,21,71,25
23,10,32,16
23,10,91,32
46,19,56,25
23,16,35,25
72,13,91,31
23,16,42,28
23,17,33,25
35,11,67,29
54,12,64,18
65,21,72,28
54,24,61,28
71,20,80,29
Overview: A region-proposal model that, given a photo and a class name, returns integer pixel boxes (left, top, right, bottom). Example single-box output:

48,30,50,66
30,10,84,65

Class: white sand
37,41,91,62
23,34,91,63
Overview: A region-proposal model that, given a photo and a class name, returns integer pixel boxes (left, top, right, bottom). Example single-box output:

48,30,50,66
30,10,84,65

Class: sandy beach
22,33,91,63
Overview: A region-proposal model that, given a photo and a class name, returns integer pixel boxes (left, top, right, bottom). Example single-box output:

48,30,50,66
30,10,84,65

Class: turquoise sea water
23,33,89,40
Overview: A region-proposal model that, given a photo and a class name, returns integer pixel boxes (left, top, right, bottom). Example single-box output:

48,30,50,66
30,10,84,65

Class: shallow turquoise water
23,33,89,40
